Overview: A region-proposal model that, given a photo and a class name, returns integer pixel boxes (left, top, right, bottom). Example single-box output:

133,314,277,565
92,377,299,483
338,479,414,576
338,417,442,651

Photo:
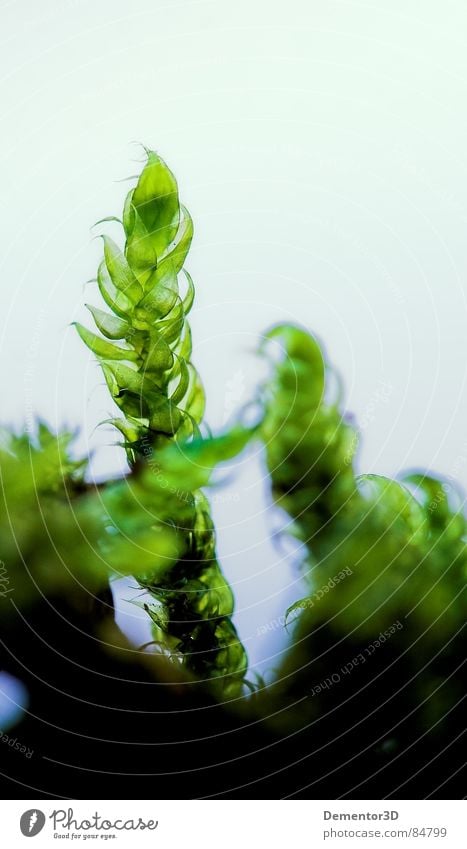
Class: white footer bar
0,800,464,847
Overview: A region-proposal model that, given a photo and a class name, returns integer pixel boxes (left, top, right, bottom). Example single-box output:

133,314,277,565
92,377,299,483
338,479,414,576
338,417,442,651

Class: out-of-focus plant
0,424,179,623
259,325,466,734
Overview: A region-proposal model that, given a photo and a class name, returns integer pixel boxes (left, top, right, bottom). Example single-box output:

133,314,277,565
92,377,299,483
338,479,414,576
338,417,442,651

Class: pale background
2,0,467,677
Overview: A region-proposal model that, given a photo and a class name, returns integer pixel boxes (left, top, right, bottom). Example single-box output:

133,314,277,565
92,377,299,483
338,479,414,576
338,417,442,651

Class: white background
1,0,467,673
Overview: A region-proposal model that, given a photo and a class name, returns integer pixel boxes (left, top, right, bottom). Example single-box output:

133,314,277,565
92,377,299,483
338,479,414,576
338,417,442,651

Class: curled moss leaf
124,151,180,280
102,235,143,303
97,259,133,318
85,304,131,340
74,322,139,362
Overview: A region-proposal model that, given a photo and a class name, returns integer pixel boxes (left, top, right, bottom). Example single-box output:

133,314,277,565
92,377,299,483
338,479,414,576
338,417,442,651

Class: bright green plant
75,149,202,456
76,150,249,696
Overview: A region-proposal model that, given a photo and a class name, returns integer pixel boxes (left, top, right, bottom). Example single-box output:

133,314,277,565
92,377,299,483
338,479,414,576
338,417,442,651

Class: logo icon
20,810,46,837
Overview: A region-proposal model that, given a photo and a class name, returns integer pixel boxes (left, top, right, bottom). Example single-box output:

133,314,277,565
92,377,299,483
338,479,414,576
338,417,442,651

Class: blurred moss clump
258,324,466,735
0,424,180,620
